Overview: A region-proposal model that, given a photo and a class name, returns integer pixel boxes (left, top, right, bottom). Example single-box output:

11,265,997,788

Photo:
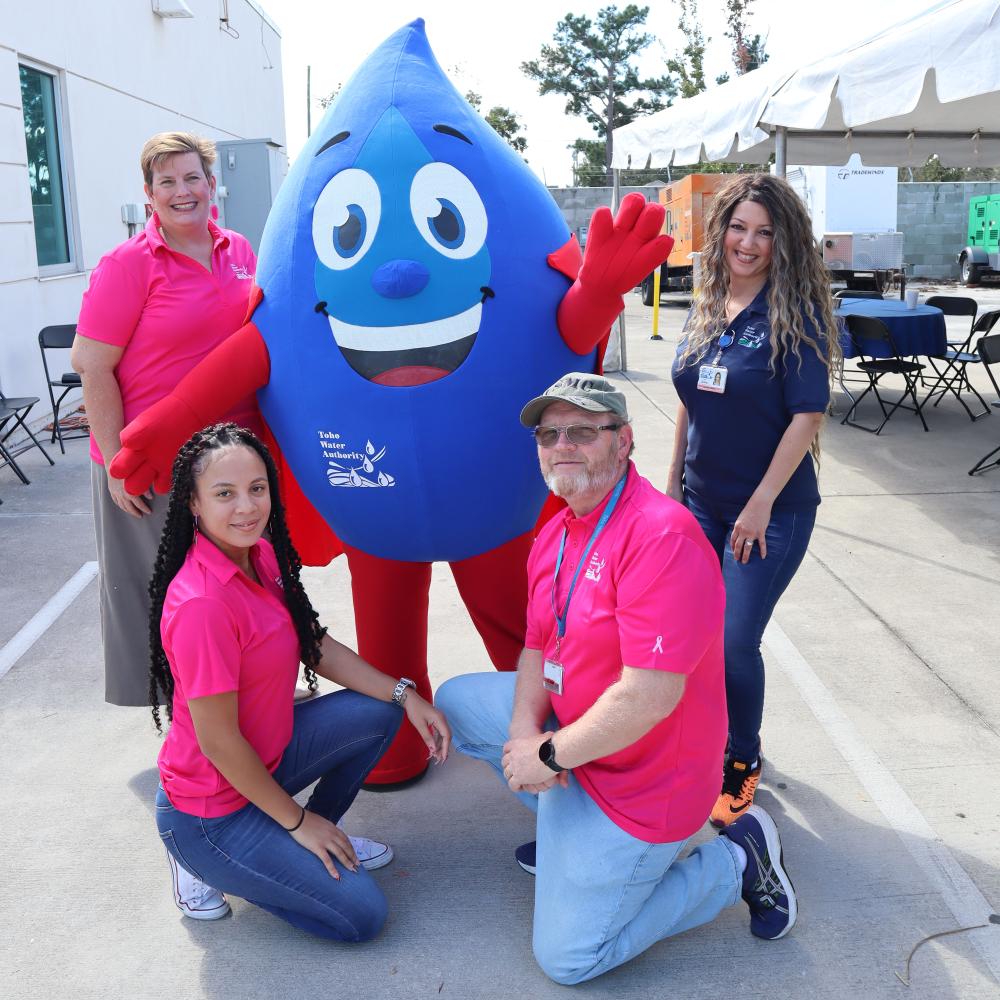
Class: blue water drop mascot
112,19,672,785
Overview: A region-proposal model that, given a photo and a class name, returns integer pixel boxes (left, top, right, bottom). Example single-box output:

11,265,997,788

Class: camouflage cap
519,372,629,427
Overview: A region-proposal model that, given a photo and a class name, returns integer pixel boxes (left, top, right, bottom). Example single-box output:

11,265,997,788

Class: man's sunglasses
533,424,622,447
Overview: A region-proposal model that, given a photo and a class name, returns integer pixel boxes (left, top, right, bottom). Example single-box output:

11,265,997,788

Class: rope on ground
895,914,1000,986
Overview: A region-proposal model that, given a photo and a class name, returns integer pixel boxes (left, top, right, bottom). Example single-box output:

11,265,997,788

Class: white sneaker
336,821,394,870
166,851,231,920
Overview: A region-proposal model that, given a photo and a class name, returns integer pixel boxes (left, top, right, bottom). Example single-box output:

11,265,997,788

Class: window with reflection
20,64,71,268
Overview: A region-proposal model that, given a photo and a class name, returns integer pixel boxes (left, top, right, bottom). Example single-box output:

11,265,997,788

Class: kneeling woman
150,423,450,939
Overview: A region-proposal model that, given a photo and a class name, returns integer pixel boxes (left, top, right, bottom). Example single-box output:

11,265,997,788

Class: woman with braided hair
667,173,840,828
150,423,450,936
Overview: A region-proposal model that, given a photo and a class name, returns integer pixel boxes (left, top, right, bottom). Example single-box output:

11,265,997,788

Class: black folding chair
840,314,930,434
968,333,1000,475
922,306,998,421
39,324,86,453
0,390,55,484
834,289,883,300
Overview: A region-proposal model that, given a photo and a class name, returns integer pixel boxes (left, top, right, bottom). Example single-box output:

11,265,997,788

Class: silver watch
391,677,416,707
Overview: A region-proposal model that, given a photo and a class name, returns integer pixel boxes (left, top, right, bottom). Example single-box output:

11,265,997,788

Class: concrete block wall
548,185,665,241
897,182,1000,280
549,182,1000,281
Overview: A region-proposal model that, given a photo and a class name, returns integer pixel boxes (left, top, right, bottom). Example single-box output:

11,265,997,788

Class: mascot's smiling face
311,108,492,387
251,19,592,562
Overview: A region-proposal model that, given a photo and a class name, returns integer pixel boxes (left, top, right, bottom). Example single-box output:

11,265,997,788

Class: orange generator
640,173,727,305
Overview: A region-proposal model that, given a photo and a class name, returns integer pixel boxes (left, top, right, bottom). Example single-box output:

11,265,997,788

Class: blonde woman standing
667,173,840,827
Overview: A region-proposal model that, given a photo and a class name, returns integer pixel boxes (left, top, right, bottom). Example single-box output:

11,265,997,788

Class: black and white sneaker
515,841,536,875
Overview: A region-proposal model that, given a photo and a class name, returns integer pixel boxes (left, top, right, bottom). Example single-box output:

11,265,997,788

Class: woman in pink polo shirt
149,423,451,933
72,132,261,708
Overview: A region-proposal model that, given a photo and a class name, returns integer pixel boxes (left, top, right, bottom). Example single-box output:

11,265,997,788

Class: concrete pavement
2,285,999,999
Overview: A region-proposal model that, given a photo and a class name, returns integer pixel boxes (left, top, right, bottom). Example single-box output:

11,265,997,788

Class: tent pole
775,126,788,177
608,168,627,372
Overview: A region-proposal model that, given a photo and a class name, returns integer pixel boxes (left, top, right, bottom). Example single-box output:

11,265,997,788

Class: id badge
542,658,564,695
697,364,727,393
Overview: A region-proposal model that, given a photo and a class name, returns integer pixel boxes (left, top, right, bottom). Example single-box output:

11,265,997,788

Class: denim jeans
156,689,402,941
684,490,816,764
436,673,742,985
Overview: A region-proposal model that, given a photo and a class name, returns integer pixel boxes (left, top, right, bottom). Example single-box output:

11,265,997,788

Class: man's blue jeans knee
439,671,743,983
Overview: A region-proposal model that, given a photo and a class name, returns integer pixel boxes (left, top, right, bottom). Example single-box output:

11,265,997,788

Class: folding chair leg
0,438,31,484
969,442,1000,476
12,415,55,466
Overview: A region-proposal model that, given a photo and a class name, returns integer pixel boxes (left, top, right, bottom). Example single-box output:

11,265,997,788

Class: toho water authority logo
317,431,396,488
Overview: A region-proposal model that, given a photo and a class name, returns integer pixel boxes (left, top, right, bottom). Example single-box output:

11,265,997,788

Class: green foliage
723,0,769,75
667,0,708,100
466,90,529,154
909,156,1000,182
523,4,675,183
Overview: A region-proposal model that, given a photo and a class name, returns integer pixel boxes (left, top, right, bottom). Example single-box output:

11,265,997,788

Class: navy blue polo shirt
672,284,830,513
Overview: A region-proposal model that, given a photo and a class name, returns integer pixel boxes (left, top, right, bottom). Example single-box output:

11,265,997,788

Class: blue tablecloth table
837,298,947,359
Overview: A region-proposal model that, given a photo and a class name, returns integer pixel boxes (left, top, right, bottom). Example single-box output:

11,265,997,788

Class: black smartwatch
538,737,566,773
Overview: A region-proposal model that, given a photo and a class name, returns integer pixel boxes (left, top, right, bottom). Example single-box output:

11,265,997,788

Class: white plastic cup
905,289,919,309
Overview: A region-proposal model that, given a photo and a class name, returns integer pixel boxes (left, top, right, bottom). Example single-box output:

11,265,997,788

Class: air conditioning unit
823,232,904,270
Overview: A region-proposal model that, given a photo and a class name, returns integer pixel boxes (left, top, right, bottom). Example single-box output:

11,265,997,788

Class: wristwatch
538,737,566,773
391,677,416,707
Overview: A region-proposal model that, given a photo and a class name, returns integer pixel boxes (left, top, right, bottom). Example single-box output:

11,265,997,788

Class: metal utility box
959,194,1000,284
214,139,288,252
659,173,728,269
822,232,905,270
640,173,727,303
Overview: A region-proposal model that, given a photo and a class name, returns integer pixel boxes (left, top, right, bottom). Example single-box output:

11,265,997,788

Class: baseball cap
519,372,630,427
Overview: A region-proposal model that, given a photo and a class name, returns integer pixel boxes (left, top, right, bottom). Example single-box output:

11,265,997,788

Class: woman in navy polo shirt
668,174,840,827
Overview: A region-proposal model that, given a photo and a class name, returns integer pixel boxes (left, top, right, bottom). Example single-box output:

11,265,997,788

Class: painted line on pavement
0,561,98,682
764,619,1000,983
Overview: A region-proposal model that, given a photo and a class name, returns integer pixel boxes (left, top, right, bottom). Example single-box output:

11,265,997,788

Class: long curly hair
148,423,324,733
680,173,841,377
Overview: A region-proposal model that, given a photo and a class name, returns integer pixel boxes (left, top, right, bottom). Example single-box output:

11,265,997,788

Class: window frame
18,57,80,277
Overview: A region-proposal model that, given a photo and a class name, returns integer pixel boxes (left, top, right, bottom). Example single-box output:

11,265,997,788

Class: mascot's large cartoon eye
410,163,487,260
312,169,380,270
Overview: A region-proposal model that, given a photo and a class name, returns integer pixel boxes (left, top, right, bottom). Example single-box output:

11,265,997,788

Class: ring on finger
743,539,753,547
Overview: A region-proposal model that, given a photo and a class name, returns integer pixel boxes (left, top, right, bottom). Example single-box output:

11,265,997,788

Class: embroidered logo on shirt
230,264,252,280
317,431,396,488
584,552,606,582
737,322,768,350
652,635,664,654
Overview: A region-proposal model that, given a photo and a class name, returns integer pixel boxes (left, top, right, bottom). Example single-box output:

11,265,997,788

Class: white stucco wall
0,0,285,429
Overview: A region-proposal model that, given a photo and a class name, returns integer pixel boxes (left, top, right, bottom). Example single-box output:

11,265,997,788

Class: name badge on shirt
542,659,564,696
697,364,728,393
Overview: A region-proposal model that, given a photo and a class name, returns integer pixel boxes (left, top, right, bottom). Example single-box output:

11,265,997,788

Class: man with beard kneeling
437,373,797,985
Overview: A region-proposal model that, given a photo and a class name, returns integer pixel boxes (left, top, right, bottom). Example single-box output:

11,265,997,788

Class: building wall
897,182,1000,280
0,0,285,425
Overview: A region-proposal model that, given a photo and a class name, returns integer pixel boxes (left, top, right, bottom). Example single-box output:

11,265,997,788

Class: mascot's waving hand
112,20,672,786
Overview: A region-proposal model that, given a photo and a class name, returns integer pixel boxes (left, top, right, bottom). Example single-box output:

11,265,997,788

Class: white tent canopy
612,0,1000,169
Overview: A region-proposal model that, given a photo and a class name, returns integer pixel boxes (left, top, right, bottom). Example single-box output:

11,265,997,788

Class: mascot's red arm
108,285,342,565
536,193,674,532
548,192,673,356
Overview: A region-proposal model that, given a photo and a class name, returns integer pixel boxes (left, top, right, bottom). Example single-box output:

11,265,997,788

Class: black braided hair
148,423,325,733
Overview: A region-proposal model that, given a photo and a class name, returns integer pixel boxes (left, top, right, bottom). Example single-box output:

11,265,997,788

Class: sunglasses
533,423,622,447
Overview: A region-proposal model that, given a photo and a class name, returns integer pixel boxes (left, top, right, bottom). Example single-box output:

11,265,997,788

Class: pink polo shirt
157,534,300,818
77,213,261,464
525,463,727,843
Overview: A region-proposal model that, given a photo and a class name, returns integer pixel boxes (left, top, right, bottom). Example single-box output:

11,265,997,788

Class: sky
265,0,947,186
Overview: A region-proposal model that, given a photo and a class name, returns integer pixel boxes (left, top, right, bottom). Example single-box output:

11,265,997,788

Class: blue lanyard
550,474,627,644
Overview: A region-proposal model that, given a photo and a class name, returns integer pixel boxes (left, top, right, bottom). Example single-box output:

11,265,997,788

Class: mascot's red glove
109,323,270,495
556,192,673,354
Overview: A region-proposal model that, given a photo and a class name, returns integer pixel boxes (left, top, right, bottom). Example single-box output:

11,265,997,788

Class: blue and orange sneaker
722,804,797,940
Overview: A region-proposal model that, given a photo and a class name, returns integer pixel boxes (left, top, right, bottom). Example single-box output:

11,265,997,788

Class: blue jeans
684,490,816,763
436,673,742,985
156,690,402,941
